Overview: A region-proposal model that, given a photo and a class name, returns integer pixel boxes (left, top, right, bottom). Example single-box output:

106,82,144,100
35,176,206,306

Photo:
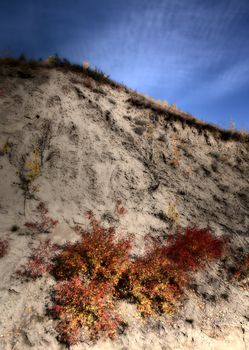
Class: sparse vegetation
115,200,127,216
1,126,53,215
37,119,53,167
127,92,249,143
146,118,158,163
234,253,249,281
19,53,26,61
18,121,53,211
170,136,181,167
82,77,95,90
18,148,41,209
165,203,180,226
23,148,41,184
0,55,119,88
16,239,59,279
83,60,89,70
229,118,235,131
0,141,12,156
0,55,248,141
24,202,58,234
0,239,9,258
85,67,111,85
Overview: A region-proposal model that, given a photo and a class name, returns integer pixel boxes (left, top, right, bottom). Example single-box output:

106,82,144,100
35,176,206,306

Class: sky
1,0,249,130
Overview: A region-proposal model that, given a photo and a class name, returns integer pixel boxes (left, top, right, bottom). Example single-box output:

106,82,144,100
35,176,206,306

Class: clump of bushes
0,239,9,258
17,211,226,347
118,227,225,317
52,211,131,282
118,241,184,317
25,202,58,234
49,211,131,344
52,224,225,345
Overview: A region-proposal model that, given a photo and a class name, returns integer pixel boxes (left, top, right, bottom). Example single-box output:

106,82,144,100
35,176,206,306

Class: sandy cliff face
0,63,248,349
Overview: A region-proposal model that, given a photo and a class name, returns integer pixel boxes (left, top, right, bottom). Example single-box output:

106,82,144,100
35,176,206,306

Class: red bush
52,243,88,280
49,277,122,345
119,247,185,317
16,239,59,279
24,202,58,234
50,212,131,345
166,227,225,271
0,239,9,258
52,211,131,283
118,227,225,317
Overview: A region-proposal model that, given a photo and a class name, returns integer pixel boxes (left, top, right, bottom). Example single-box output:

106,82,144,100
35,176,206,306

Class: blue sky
1,0,249,130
